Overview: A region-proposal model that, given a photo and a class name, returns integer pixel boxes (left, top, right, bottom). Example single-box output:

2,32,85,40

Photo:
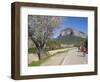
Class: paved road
41,48,88,66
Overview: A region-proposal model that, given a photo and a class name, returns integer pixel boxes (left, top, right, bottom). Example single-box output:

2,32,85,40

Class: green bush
28,48,36,54
46,40,61,50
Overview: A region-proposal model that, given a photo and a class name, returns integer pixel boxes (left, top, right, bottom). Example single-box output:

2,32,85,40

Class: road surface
41,48,88,66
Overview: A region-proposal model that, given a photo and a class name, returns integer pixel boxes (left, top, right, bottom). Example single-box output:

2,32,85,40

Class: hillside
55,28,87,46
59,28,87,38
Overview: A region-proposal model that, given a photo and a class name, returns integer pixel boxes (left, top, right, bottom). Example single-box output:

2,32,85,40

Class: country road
41,48,88,66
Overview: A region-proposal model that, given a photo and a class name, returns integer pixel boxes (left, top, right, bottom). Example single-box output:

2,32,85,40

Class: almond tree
28,15,63,59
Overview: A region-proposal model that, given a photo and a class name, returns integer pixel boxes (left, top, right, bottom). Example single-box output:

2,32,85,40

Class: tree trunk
37,51,41,60
37,48,48,60
31,38,48,60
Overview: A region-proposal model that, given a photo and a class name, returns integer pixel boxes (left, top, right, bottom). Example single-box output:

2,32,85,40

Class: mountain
55,28,87,46
59,28,87,38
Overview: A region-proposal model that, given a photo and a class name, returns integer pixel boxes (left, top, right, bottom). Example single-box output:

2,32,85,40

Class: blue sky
52,17,88,38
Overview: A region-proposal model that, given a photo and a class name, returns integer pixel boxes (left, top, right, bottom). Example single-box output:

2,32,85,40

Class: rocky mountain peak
60,28,87,38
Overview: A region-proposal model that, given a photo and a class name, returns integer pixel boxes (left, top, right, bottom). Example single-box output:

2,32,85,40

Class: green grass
28,56,50,66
